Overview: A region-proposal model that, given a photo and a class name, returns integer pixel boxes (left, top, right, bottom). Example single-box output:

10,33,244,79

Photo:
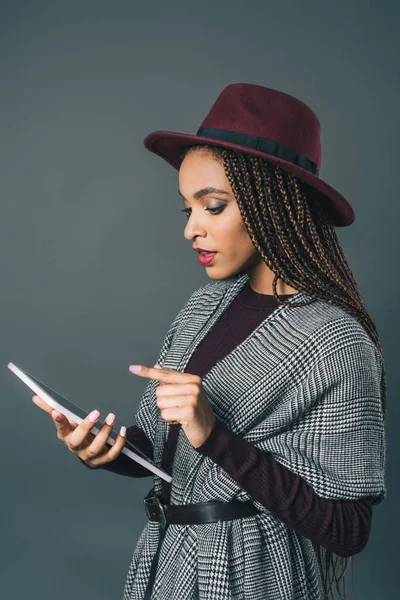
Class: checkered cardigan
122,271,387,600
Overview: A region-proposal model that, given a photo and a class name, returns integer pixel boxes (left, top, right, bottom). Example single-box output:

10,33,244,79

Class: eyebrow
178,187,231,201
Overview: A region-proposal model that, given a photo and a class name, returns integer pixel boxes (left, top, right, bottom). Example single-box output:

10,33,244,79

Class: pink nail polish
89,410,100,422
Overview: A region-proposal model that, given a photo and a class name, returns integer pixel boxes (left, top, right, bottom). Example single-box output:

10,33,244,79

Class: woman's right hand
31,395,127,467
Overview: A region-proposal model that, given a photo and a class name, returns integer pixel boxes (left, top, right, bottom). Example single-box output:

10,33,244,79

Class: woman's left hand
129,363,216,448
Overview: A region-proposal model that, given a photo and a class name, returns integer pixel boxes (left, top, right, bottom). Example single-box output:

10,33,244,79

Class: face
179,150,262,280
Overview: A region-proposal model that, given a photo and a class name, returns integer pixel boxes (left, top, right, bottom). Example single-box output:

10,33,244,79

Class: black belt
142,487,262,599
143,486,262,529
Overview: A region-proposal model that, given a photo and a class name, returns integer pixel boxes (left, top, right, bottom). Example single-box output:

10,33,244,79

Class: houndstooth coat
122,271,387,600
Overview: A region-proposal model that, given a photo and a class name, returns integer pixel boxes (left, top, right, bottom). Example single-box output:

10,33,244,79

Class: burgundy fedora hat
143,83,355,227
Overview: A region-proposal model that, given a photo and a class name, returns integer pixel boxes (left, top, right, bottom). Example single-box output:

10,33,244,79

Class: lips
194,248,216,254
197,252,217,266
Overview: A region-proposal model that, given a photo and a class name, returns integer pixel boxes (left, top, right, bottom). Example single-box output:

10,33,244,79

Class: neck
247,270,300,295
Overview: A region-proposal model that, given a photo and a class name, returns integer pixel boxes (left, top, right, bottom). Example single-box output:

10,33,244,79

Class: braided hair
180,143,387,600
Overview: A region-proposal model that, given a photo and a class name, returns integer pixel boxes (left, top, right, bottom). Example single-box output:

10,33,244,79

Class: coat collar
167,271,312,383
157,272,314,500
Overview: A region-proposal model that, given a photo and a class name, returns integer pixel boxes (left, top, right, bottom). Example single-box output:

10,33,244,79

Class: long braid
180,143,387,600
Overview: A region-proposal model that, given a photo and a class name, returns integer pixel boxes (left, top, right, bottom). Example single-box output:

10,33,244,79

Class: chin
205,266,244,280
204,271,223,280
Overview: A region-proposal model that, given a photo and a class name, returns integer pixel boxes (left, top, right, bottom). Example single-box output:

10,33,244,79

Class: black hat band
196,127,319,177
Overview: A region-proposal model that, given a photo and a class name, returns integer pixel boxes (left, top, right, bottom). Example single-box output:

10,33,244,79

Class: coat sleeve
258,336,387,507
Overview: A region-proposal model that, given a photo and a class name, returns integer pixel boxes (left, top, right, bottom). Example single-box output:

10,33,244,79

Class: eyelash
180,206,225,219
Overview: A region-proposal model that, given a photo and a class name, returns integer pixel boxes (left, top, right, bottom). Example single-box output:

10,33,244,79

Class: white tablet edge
7,361,172,483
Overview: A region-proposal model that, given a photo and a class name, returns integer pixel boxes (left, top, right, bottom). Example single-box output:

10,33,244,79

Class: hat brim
143,130,355,227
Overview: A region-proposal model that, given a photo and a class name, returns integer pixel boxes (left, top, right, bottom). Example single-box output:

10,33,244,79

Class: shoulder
284,295,382,374
288,295,372,344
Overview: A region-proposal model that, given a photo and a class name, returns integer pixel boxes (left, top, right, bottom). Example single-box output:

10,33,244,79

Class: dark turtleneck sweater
80,281,373,557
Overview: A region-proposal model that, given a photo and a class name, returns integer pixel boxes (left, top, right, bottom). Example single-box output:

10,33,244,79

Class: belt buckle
143,494,168,530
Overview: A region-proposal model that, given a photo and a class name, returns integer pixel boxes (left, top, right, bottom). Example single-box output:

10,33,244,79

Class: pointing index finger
128,365,190,382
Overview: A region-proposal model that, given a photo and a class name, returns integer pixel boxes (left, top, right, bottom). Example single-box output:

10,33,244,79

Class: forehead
179,151,229,198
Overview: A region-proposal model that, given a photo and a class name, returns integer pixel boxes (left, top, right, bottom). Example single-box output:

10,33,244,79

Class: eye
180,206,226,220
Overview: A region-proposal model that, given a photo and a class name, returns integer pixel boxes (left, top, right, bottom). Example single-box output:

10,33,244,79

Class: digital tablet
7,362,172,483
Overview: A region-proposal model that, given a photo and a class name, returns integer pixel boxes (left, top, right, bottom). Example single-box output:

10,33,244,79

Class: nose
183,208,208,241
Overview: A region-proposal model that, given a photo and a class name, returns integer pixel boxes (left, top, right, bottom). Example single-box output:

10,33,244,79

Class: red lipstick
198,252,217,265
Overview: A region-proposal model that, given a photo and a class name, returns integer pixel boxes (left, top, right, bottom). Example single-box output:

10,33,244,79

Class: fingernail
105,412,115,425
129,365,141,373
52,411,60,421
89,409,100,422
119,426,126,437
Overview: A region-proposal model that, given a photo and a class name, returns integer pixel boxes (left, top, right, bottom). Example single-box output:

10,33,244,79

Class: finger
83,425,127,466
159,408,185,424
156,396,188,411
153,363,167,386
52,410,74,440
129,364,195,384
32,394,54,415
81,412,116,459
67,409,101,453
32,395,78,430
156,383,198,397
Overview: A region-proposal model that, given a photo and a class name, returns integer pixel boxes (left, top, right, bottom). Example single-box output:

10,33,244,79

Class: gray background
1,1,398,598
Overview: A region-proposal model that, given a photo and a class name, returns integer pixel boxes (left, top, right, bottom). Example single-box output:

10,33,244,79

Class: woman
34,83,387,600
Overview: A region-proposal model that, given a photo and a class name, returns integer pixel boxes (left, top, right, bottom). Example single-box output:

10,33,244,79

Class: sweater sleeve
78,424,154,477
194,416,373,558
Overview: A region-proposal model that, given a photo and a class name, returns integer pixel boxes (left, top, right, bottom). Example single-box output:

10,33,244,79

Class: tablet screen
24,370,155,462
